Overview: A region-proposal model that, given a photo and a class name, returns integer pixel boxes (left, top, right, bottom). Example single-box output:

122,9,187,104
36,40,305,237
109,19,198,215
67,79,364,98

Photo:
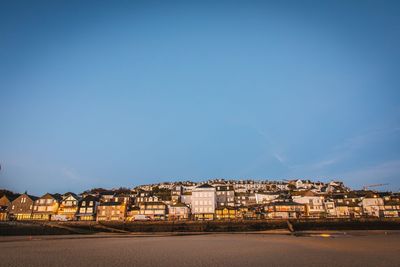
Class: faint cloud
257,130,286,164
291,126,400,173
61,167,81,182
273,152,285,163
338,159,400,189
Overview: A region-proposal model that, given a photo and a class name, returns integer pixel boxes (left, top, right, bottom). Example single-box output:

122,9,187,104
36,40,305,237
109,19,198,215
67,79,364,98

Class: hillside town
0,179,399,222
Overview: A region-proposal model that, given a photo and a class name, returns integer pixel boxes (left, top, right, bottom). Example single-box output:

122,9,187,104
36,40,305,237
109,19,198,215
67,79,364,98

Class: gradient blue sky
1,0,400,195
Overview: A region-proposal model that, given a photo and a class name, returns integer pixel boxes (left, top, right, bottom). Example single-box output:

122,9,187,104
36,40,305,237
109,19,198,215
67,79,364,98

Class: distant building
192,184,216,220
382,194,400,218
99,191,115,203
215,185,235,207
215,207,237,220
234,192,256,207
139,202,167,220
171,185,183,204
32,193,62,220
292,191,325,217
57,193,80,221
0,195,18,221
126,205,141,221
76,195,99,221
362,194,384,217
136,191,160,204
168,203,190,220
9,194,38,220
97,202,126,221
255,192,279,204
264,201,306,219
181,192,192,207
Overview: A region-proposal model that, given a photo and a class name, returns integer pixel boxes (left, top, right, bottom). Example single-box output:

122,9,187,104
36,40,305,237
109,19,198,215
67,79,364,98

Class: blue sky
1,1,399,195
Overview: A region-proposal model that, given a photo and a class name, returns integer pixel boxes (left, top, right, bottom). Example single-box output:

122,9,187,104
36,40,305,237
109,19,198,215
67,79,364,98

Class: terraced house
139,202,167,220
76,195,99,221
57,193,81,220
264,201,306,219
0,194,18,221
97,201,126,221
9,193,38,220
215,206,237,220
168,203,190,220
215,185,235,207
32,193,62,220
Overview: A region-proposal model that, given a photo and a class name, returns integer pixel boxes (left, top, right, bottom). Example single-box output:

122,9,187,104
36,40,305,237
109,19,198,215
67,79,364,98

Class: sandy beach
0,232,399,267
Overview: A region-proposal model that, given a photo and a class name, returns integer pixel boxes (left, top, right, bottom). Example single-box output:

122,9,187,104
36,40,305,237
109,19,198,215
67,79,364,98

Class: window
89,201,93,206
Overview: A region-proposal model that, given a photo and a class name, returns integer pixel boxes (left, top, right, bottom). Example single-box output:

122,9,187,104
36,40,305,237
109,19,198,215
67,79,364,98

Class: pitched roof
39,193,62,201
100,191,115,196
98,201,123,206
62,192,80,200
196,183,214,189
80,195,99,202
215,206,236,210
11,193,37,202
0,194,20,202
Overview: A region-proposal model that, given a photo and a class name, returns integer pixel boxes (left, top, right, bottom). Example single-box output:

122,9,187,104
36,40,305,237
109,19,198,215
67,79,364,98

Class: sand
0,232,399,267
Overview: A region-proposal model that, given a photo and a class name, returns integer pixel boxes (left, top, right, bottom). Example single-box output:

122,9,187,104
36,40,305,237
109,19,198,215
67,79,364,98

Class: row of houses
0,181,399,221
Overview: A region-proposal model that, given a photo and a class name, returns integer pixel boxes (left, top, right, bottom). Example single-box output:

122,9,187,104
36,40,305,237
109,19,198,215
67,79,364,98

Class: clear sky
1,0,399,195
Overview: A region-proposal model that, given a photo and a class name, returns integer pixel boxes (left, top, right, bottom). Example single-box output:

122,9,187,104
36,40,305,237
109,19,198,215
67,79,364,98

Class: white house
292,191,325,217
255,192,279,204
362,196,384,217
191,184,216,220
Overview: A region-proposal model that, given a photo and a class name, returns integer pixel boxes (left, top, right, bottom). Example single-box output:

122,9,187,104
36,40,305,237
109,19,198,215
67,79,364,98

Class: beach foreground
1,232,400,267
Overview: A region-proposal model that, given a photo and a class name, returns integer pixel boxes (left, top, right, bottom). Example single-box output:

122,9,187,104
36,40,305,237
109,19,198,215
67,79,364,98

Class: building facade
32,193,61,220
192,184,216,220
